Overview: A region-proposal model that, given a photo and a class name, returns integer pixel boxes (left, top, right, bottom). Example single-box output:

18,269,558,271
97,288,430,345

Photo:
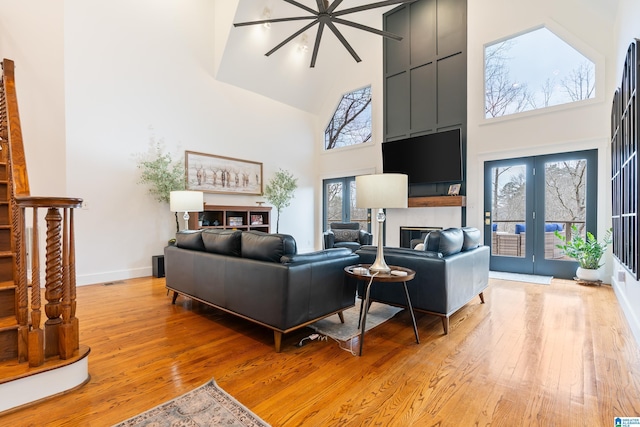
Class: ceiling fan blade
234,16,316,27
265,20,319,57
283,0,319,16
317,0,327,13
310,21,326,68
326,0,344,14
332,17,403,41
333,0,416,17
326,21,362,63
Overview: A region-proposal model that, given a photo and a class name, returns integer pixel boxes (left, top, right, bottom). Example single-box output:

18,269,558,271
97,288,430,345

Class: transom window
484,27,595,119
324,85,372,150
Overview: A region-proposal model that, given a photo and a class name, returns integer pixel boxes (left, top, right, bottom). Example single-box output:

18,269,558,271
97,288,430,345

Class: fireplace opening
399,226,443,248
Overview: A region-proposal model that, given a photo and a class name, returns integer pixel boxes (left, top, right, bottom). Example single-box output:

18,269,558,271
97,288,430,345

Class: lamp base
368,210,390,274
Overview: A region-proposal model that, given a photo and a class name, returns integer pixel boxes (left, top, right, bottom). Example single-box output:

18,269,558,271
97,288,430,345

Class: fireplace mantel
408,196,466,208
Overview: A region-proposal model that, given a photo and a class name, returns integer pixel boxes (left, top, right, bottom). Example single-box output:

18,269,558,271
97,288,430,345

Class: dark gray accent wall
383,0,467,197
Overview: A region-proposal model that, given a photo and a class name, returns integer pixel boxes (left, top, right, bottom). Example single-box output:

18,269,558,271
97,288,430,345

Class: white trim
0,357,89,413
611,274,640,348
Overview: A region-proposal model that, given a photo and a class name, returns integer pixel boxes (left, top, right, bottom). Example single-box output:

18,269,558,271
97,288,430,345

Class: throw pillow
461,227,481,251
438,228,464,256
414,243,425,251
175,230,205,251
202,229,242,256
332,229,359,242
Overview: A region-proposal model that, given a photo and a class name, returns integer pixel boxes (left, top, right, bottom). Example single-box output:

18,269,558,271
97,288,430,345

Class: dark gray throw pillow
202,229,242,256
461,227,481,251
175,230,205,251
437,228,464,256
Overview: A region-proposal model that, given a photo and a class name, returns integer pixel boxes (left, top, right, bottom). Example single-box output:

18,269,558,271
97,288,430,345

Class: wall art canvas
185,151,263,195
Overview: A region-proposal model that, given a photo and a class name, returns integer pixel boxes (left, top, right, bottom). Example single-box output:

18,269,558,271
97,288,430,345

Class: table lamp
356,173,408,273
170,191,204,230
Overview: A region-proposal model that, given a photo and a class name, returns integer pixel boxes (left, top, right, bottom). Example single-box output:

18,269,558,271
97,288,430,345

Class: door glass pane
349,180,368,230
325,182,343,229
491,165,527,258
544,159,587,260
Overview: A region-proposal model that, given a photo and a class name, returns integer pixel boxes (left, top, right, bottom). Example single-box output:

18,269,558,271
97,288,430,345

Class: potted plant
263,169,297,233
136,141,185,234
555,224,612,282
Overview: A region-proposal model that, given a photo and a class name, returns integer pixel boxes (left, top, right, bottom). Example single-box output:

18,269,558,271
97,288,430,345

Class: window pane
491,165,527,258
324,86,372,150
544,159,587,260
349,180,368,230
485,27,595,119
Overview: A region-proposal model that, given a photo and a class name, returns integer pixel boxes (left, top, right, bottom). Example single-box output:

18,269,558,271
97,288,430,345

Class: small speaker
152,255,165,278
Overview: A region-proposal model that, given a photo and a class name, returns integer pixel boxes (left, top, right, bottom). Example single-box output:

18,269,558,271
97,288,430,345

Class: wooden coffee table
344,264,420,356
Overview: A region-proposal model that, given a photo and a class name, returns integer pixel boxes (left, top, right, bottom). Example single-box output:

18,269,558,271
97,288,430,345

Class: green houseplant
555,224,612,281
136,142,185,233
263,169,297,233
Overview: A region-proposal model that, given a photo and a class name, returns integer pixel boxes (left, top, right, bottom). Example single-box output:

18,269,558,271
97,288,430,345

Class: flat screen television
382,129,463,184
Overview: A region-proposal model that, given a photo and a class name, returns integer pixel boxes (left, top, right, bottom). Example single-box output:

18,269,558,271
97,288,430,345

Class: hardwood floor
1,276,639,426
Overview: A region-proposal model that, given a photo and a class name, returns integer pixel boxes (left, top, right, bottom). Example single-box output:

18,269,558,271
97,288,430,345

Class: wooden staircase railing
0,58,86,371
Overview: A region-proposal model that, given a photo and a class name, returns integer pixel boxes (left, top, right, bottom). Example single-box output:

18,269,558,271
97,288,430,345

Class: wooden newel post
44,207,63,358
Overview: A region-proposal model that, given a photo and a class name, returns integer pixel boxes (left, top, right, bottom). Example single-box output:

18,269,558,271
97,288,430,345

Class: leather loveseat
164,229,359,352
355,227,489,334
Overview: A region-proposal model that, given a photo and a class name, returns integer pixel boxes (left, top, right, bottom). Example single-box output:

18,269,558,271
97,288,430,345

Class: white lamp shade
356,174,408,209
170,191,204,212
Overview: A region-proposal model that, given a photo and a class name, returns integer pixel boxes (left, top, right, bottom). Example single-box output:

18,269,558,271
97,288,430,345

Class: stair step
0,281,15,291
0,316,17,331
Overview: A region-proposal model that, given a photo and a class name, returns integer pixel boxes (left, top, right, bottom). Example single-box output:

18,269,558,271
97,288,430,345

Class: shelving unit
189,204,271,233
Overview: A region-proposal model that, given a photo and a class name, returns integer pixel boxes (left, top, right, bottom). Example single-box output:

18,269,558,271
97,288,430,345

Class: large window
323,177,369,232
485,27,595,118
324,86,372,150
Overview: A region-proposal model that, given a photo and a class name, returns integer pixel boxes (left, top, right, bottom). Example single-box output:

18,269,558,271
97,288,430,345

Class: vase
576,267,600,282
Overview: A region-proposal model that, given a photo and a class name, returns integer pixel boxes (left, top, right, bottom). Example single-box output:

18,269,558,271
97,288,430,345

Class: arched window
485,27,595,118
324,85,372,150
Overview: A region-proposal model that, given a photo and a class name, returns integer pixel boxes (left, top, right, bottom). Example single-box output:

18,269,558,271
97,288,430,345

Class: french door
484,150,598,279
323,177,369,232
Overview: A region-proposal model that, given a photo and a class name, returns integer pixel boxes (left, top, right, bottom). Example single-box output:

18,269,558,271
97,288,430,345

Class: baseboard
76,266,152,286
611,275,640,348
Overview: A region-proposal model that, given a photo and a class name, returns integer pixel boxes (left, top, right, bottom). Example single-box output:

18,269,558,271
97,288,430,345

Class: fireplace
399,226,442,248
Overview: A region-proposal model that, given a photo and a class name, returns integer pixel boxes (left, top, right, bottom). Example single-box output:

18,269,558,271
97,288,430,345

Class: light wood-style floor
1,276,639,426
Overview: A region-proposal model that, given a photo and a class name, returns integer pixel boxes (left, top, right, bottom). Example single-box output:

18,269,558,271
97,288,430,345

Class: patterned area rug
112,379,269,427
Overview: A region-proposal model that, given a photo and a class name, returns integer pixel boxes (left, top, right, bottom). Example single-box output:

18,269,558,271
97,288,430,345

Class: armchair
323,222,373,252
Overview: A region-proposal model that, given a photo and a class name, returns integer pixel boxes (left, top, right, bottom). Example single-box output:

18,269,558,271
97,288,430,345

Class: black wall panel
410,63,436,133
385,73,410,137
383,0,467,197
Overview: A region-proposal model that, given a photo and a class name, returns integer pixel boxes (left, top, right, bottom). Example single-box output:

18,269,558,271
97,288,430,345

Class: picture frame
250,214,263,225
185,151,263,195
447,183,461,196
228,217,243,226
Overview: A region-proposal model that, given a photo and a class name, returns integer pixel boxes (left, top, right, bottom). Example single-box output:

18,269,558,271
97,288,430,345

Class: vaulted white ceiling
213,0,620,115
215,0,400,114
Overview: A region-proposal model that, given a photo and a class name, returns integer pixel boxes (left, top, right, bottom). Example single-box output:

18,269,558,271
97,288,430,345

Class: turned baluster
59,208,76,359
44,207,63,358
28,207,43,366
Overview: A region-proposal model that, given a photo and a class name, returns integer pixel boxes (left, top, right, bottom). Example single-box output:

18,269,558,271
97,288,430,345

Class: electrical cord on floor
296,333,327,347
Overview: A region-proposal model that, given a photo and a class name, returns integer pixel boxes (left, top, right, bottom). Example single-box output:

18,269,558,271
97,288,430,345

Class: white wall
2,0,318,285
0,0,66,196
611,0,640,346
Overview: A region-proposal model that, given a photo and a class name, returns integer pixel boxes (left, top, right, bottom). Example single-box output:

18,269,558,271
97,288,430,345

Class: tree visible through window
485,27,595,118
325,86,372,150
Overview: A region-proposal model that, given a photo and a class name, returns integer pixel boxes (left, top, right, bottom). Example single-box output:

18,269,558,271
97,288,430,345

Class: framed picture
250,214,263,225
448,183,461,196
185,151,263,195
228,217,243,226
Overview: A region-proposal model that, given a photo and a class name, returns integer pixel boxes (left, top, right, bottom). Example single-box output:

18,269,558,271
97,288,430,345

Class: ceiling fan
233,0,416,68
